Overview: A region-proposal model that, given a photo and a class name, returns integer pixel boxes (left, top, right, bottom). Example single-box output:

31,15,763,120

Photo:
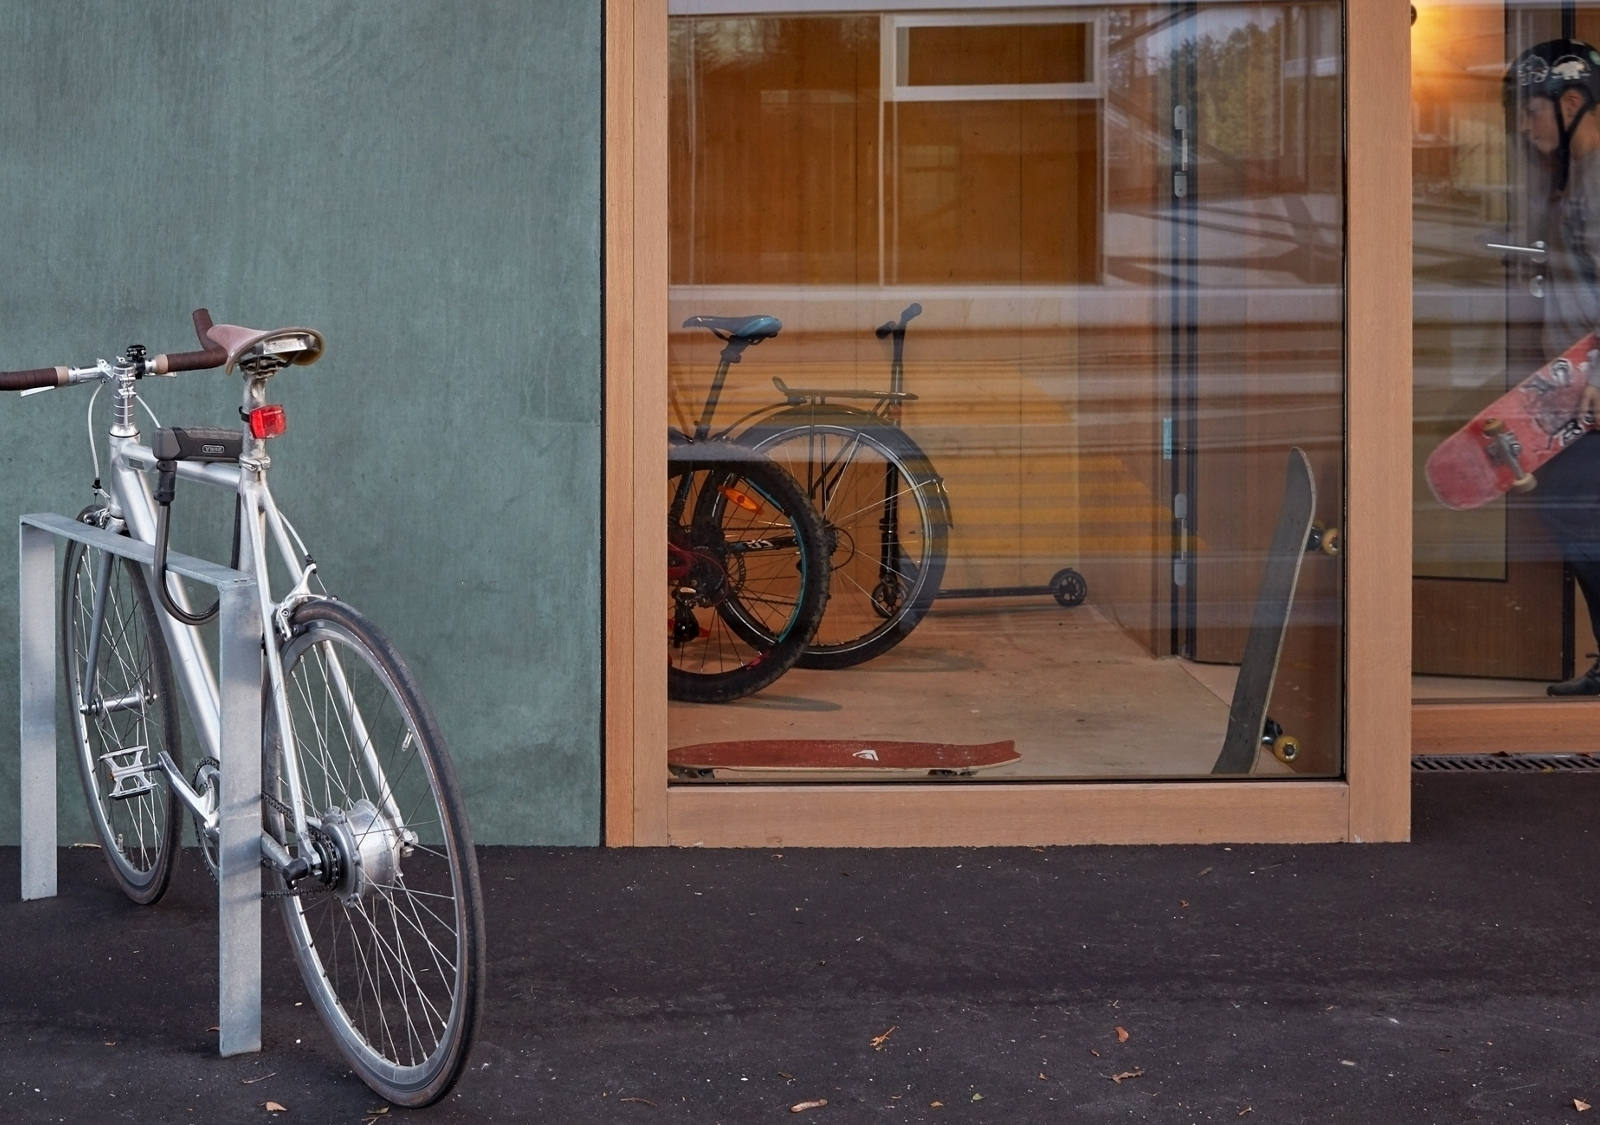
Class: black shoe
1548,656,1600,696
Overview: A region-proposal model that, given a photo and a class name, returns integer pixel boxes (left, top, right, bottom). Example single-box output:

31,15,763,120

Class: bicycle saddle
682,314,781,344
205,323,325,374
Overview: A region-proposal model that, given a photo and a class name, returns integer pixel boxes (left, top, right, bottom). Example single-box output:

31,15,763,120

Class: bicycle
679,305,952,669
668,378,832,702
3,309,483,1107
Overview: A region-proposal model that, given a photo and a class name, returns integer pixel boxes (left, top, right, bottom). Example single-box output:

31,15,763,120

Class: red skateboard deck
1425,333,1598,510
668,739,1019,778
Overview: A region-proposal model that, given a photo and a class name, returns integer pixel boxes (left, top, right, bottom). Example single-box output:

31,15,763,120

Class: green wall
0,2,603,844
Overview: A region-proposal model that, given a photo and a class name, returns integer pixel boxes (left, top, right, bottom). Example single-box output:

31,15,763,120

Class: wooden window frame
603,0,1412,846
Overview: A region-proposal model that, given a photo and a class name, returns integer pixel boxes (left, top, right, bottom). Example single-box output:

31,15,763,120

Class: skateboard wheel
1511,474,1537,493
1271,735,1300,764
1050,567,1088,607
1319,527,1341,556
1483,418,1506,436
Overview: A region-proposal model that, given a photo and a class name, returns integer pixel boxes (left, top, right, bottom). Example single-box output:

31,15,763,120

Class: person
1505,39,1600,694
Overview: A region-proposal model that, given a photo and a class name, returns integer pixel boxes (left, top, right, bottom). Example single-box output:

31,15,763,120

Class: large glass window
666,1,1346,782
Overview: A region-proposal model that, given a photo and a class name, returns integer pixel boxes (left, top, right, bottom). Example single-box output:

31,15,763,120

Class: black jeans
1535,430,1600,646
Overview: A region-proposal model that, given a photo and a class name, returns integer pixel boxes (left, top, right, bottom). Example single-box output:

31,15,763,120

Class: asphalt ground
2,771,1598,1123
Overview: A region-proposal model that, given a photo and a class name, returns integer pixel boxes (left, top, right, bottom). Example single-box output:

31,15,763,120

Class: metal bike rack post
17,513,264,1057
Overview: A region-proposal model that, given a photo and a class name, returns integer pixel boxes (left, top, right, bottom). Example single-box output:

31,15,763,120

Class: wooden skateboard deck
1211,448,1318,775
668,739,1019,778
1425,332,1597,510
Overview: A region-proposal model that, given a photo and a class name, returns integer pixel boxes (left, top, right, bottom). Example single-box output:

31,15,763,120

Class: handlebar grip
900,302,923,323
0,366,68,391
151,307,227,374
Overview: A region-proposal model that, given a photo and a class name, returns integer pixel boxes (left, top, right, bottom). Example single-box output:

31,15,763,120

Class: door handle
1486,238,1547,264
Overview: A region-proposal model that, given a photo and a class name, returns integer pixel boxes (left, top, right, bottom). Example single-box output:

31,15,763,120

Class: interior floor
668,596,1299,781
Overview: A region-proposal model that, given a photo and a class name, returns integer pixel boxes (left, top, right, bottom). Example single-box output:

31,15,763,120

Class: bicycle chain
258,789,334,898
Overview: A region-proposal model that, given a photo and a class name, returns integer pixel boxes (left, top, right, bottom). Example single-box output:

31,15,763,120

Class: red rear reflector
719,486,760,513
249,404,287,439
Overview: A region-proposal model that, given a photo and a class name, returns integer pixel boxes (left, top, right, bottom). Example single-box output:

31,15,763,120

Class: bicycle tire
267,599,483,1107
61,510,183,904
740,410,950,669
668,446,830,703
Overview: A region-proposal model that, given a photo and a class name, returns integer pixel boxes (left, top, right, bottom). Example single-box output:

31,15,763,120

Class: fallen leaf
1115,1027,1130,1043
264,1103,287,1114
972,1093,984,1102
1180,899,1190,909
1108,1069,1145,1084
790,1099,828,1113
929,1101,944,1108
872,1025,898,1050
1576,1099,1592,1112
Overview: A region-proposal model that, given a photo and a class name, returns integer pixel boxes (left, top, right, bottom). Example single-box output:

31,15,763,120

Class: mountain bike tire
740,411,950,669
668,446,830,703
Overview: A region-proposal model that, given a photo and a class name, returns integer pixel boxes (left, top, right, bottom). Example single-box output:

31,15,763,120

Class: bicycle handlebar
0,365,71,391
152,308,228,373
0,307,228,390
875,302,923,339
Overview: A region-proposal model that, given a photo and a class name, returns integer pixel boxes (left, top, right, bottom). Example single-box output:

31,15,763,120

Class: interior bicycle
680,308,953,669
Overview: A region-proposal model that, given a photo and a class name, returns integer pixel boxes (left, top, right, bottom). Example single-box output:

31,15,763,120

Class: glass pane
667,2,1346,781
1412,3,1600,698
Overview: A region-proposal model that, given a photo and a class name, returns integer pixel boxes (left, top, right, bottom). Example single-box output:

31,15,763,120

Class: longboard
668,739,1019,778
1211,448,1320,775
1425,332,1597,510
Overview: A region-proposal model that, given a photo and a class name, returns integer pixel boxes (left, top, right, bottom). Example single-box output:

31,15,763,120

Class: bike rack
17,512,263,1057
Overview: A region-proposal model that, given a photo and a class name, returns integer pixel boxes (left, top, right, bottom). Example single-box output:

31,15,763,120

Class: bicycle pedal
100,745,158,800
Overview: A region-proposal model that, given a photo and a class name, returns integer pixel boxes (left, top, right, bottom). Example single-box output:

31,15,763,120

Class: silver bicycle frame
79,362,406,862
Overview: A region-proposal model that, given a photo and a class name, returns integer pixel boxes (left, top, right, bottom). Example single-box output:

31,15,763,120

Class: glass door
1412,2,1600,697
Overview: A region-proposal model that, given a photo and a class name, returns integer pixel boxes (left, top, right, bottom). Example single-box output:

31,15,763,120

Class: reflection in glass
666,3,1346,781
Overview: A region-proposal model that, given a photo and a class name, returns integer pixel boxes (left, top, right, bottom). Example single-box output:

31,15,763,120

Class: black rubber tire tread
61,514,182,905
740,410,950,669
269,598,484,1107
667,450,830,702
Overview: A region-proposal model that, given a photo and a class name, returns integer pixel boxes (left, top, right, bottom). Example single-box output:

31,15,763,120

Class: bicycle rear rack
17,512,265,1057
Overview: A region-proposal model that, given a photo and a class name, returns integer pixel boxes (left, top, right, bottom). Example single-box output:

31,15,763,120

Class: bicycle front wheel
268,599,483,1107
61,516,182,904
742,412,950,668
668,447,830,702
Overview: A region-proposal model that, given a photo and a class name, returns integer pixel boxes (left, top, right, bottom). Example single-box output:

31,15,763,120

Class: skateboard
668,739,1020,779
1211,448,1331,775
1424,332,1598,510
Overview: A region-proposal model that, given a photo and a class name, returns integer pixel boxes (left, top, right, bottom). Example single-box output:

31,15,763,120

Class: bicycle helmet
1506,39,1600,188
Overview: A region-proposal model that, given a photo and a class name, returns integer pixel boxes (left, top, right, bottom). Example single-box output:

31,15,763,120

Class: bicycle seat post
693,353,736,441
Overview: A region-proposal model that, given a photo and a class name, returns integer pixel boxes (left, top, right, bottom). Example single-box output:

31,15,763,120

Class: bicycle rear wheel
61,512,182,904
268,599,483,1107
668,447,830,702
742,412,950,668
